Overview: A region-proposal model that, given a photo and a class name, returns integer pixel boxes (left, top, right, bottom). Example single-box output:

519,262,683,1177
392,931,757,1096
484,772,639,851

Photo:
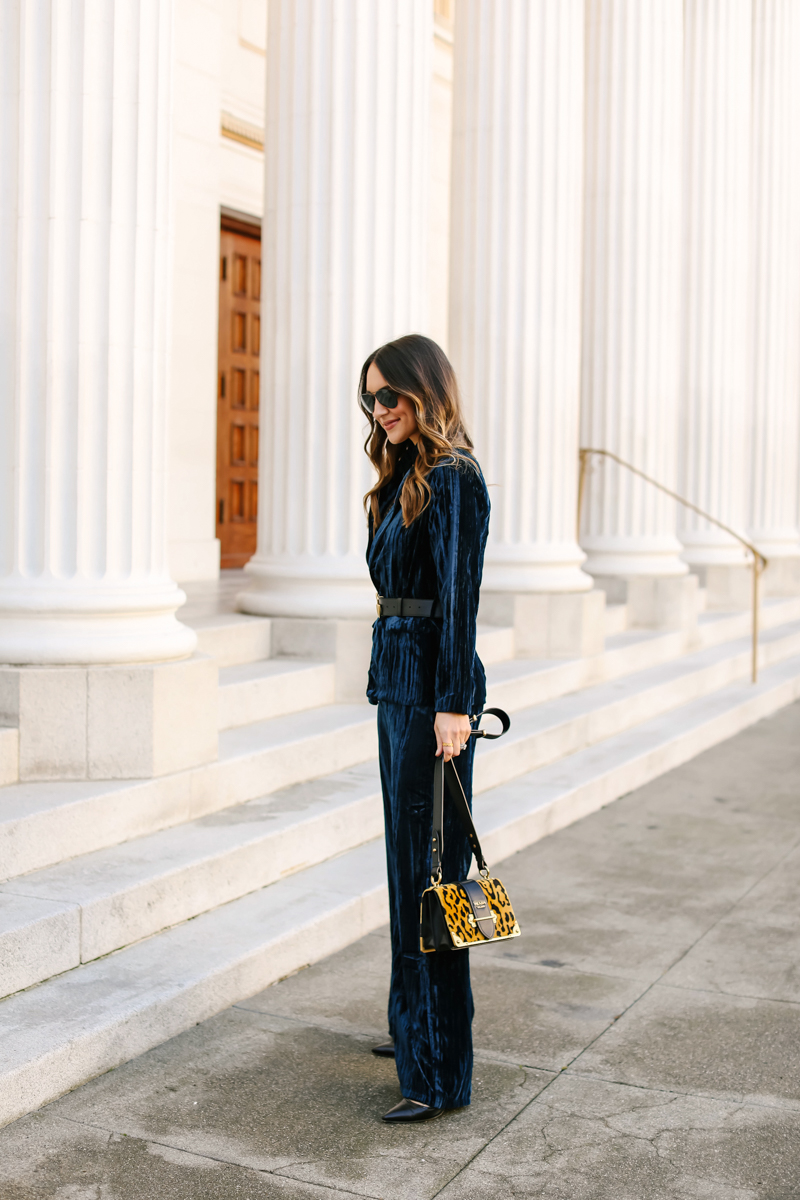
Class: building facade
4,0,800,1129
1,0,799,741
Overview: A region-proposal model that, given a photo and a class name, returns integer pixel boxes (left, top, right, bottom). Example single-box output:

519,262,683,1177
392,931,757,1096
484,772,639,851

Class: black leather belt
376,595,443,618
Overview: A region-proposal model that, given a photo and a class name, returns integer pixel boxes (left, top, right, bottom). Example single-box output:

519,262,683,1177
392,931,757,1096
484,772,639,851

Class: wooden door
217,227,261,568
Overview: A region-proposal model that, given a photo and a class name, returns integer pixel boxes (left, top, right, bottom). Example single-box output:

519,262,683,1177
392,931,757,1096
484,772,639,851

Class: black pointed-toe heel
371,1042,395,1058
382,1098,443,1123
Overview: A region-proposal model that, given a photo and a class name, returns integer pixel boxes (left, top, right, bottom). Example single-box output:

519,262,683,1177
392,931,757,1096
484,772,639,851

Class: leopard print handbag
420,708,521,953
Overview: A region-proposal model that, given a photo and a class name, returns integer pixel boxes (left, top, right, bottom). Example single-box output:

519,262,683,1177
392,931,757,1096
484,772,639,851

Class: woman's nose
373,400,389,418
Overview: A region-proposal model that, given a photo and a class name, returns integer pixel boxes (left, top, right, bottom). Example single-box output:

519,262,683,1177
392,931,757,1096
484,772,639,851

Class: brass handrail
577,448,768,683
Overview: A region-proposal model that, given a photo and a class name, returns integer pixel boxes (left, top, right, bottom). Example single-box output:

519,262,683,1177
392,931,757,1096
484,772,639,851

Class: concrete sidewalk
2,702,800,1199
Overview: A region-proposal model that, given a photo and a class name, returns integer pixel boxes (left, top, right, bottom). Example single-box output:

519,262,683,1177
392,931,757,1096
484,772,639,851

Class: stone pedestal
594,575,699,634
271,619,374,705
692,565,754,612
763,558,800,598
237,0,432,621
580,0,688,584
0,1,202,780
0,657,218,782
479,592,605,661
449,0,598,658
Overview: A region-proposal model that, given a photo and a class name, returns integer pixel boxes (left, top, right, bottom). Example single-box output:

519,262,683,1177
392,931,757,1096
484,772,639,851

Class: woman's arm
428,462,489,759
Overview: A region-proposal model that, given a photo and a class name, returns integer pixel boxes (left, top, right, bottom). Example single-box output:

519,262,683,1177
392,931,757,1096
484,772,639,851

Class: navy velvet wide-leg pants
377,701,475,1109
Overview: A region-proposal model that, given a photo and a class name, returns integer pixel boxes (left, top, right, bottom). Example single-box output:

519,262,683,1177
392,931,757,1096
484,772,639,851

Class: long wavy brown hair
360,335,474,528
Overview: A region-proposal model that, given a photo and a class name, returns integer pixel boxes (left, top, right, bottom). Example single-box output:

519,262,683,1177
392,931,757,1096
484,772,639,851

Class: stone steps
190,612,273,667
0,703,378,881
0,621,668,882
3,604,798,886
695,594,800,649
479,594,800,716
218,658,336,730
2,649,799,1130
0,761,382,998
477,651,800,866
215,623,514,730
0,839,388,1131
477,618,800,791
2,614,800,1005
187,606,516,672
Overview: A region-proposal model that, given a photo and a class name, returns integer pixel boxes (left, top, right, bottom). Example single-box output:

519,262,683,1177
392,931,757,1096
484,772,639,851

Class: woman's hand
434,712,472,762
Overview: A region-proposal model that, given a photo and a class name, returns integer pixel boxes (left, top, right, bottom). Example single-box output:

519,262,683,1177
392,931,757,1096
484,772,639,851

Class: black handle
430,708,511,883
470,707,511,739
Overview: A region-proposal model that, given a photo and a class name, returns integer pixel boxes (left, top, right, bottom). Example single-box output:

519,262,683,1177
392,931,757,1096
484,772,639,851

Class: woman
360,334,490,1123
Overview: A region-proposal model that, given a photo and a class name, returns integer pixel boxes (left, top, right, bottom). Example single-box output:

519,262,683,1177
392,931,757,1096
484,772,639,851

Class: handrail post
576,449,589,542
752,554,761,684
578,446,766,684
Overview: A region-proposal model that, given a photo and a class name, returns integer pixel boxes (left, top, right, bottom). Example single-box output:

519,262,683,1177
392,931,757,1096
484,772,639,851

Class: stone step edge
0,775,383,998
0,613,780,998
484,595,800,715
0,707,379,883
475,621,800,792
696,594,800,649
217,659,336,731
480,654,800,867
2,653,799,1130
0,844,389,1130
189,610,515,670
4,614,800,898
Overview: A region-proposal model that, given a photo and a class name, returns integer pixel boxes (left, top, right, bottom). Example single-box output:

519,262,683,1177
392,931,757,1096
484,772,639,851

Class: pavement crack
270,1167,383,1199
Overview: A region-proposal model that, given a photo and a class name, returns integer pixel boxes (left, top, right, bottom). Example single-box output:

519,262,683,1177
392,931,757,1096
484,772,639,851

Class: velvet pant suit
367,442,490,1110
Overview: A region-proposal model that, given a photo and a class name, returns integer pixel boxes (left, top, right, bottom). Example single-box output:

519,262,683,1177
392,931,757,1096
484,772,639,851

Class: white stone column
748,0,800,586
449,0,590,596
237,0,431,621
678,0,753,607
0,0,195,665
580,0,689,589
448,0,601,656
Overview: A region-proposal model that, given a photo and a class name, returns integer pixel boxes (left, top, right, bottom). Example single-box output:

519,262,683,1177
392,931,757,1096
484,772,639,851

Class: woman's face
366,362,419,445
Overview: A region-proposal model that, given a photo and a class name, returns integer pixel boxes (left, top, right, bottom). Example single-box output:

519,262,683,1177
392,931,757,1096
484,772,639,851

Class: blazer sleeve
428,461,489,713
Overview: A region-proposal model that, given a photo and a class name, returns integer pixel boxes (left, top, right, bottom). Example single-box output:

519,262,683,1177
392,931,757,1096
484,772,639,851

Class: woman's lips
382,417,400,430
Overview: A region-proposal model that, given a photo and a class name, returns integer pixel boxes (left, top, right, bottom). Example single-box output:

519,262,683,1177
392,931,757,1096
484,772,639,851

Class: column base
690,565,754,611
271,618,374,703
479,590,606,659
592,575,699,633
0,656,218,781
762,556,800,597
481,543,594,594
238,556,377,620
0,581,197,665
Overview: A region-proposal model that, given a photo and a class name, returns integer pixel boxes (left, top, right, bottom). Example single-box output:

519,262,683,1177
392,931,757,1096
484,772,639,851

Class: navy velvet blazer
366,443,490,714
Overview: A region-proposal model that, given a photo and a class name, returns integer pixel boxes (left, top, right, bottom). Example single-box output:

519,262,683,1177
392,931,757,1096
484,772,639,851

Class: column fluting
238,0,432,619
679,0,752,568
448,0,591,594
0,0,195,664
579,0,688,578
747,0,800,560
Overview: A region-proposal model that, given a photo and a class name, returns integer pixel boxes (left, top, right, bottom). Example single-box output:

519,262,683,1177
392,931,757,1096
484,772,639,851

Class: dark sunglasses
360,386,401,414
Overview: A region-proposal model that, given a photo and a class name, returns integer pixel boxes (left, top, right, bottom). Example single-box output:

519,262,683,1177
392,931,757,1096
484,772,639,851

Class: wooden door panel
217,226,261,568
231,368,246,407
